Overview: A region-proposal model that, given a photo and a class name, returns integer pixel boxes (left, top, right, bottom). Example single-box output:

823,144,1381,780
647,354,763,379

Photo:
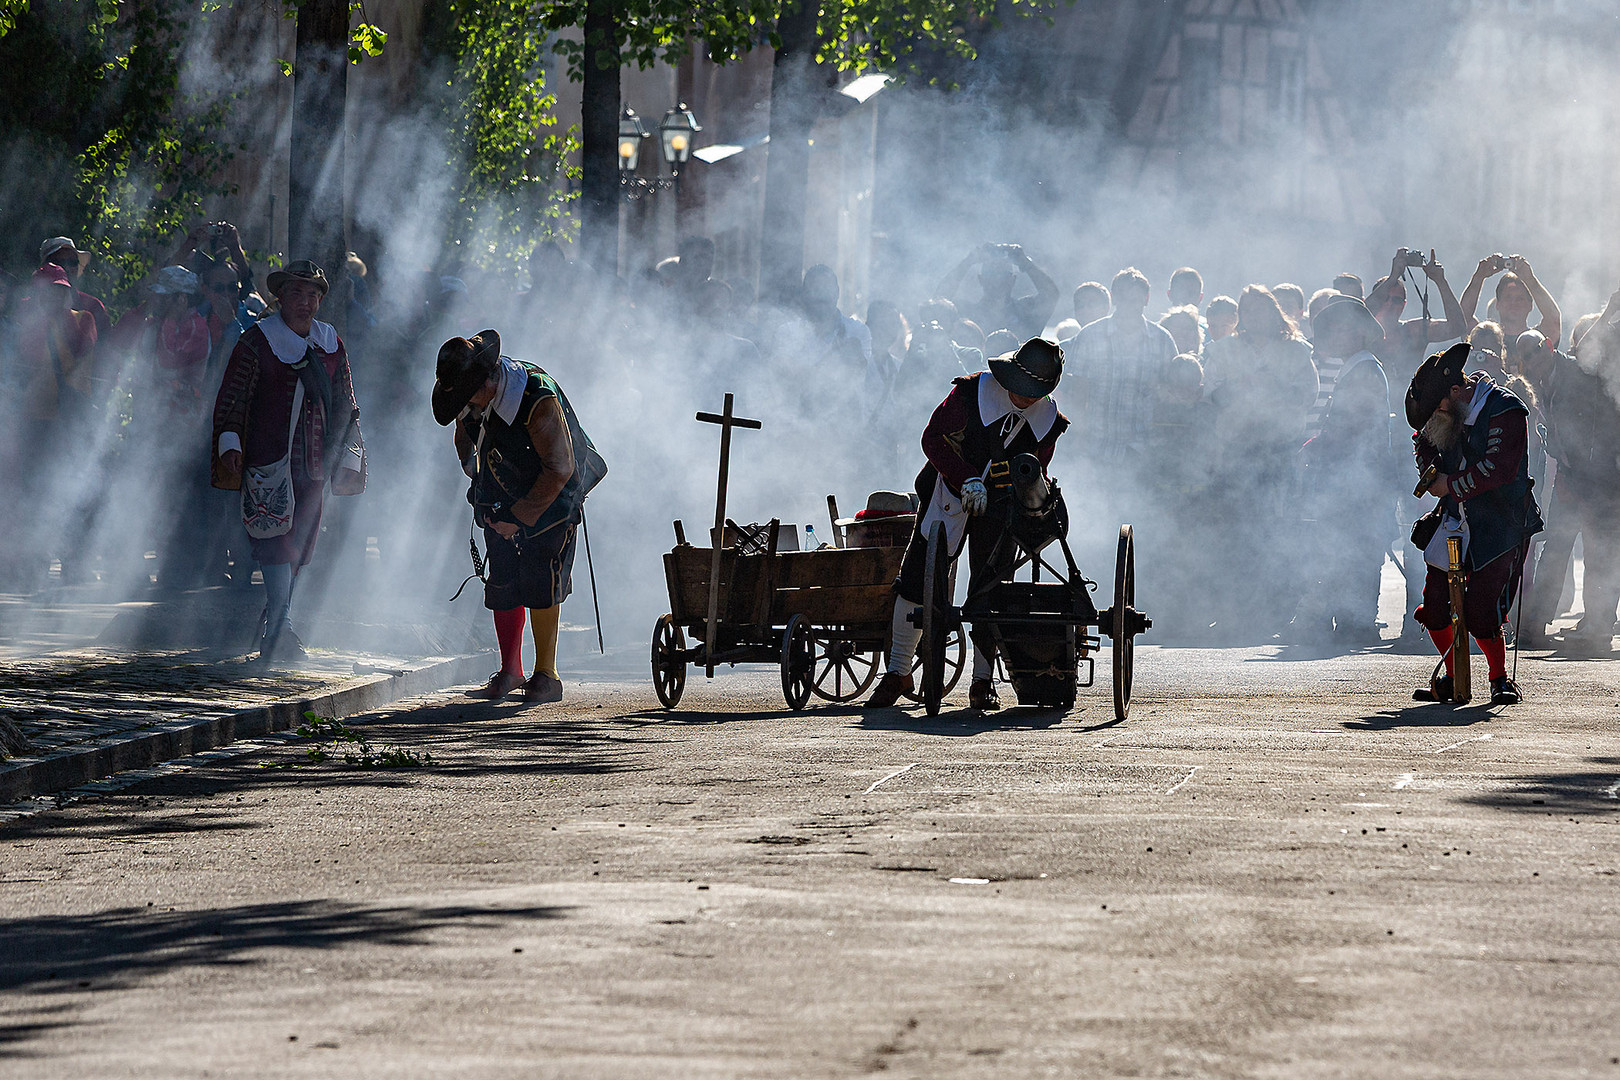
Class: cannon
917,453,1150,719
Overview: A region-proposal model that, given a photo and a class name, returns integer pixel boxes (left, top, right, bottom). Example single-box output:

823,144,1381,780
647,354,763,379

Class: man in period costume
212,260,365,662
865,337,1070,711
1406,342,1542,705
434,330,588,704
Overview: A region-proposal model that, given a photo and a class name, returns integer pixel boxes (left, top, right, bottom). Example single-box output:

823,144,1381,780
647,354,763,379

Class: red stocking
1475,635,1507,681
1428,626,1455,677
493,607,527,677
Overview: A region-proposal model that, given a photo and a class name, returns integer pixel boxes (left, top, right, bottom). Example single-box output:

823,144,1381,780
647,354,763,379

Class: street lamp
658,103,702,174
618,107,650,174
620,102,701,200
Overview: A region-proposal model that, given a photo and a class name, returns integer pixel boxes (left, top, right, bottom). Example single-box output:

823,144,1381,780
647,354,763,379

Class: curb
0,652,492,803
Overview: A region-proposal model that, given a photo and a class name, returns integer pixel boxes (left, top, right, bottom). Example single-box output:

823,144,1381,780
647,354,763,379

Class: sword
581,506,604,653
1446,534,1470,703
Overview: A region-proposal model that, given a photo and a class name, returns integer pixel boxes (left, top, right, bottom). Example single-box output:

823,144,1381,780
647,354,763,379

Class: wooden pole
696,394,763,677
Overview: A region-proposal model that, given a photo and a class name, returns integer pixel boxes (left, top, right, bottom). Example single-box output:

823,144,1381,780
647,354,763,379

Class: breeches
1414,550,1519,639
484,522,577,611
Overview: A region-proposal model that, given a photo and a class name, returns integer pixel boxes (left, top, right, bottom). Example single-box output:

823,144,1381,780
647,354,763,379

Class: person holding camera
433,330,594,704
1460,253,1561,349
936,243,1060,341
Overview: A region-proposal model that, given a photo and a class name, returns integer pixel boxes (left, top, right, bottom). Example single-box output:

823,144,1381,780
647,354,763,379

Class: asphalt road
3,642,1618,1079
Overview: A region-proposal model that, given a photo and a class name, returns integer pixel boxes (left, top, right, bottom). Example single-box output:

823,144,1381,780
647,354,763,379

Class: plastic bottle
804,524,821,551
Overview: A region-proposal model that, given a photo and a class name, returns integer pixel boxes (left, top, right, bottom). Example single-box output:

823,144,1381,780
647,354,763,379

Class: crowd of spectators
2,224,1618,657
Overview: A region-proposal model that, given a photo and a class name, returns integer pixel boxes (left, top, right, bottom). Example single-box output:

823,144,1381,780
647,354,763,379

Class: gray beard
1422,407,1460,451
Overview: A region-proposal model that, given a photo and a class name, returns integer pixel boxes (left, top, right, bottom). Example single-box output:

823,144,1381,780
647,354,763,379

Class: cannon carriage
915,453,1150,719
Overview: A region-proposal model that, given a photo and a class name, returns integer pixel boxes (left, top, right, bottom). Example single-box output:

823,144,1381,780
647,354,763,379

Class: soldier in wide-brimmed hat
436,329,602,705
1405,342,1542,705
211,259,365,663
865,337,1070,713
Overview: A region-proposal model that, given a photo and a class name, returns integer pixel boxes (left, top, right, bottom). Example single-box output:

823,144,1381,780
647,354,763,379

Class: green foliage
424,0,581,274
288,711,435,769
0,1,27,39
0,0,236,311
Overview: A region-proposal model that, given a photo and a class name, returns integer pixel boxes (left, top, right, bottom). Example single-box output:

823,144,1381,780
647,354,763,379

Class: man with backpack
432,329,605,703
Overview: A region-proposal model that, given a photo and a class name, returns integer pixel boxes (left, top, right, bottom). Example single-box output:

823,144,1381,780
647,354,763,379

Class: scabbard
1446,535,1471,703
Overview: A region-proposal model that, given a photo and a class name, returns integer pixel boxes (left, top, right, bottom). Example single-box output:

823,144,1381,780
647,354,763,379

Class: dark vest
471,365,584,536
914,374,1070,496
1436,383,1543,569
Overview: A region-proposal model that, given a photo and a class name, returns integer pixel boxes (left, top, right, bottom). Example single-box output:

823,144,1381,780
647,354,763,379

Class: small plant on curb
260,711,434,770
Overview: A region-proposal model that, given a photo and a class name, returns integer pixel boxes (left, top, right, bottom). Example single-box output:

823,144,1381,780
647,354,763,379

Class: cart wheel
781,614,815,711
808,626,881,703
919,522,952,717
1111,524,1137,721
651,614,686,710
905,621,964,703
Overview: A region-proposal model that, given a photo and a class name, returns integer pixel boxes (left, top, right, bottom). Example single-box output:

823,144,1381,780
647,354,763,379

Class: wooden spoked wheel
905,621,964,703
651,614,686,710
807,626,881,703
919,523,952,717
1111,524,1137,721
781,614,815,711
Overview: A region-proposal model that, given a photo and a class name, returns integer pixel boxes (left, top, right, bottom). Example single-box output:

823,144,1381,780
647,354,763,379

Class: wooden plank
666,547,768,623
773,547,903,589
773,583,897,627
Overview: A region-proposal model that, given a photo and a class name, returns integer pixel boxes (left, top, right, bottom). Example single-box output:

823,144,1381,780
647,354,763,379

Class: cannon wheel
919,522,952,717
1112,524,1137,721
807,626,881,703
651,614,687,710
781,614,815,711
905,621,964,703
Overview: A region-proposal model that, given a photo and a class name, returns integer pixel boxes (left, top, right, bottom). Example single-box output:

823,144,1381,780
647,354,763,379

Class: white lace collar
977,371,1058,442
1464,373,1494,426
259,312,338,364
491,357,527,425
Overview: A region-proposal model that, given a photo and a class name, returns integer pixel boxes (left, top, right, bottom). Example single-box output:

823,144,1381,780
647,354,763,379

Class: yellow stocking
529,605,561,680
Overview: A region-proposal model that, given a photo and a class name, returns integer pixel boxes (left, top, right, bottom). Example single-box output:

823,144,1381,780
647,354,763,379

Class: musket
1414,462,1439,499
1446,534,1471,703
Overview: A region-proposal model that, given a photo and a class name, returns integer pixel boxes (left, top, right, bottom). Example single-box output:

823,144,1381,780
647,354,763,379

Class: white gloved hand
961,477,989,517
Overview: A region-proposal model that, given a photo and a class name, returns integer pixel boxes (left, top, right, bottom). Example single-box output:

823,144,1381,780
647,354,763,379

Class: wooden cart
651,516,965,710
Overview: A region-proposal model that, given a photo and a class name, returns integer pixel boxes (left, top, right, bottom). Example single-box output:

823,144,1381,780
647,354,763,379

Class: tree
287,0,348,281
758,0,1059,301
536,0,1057,283
421,0,580,275
0,0,235,309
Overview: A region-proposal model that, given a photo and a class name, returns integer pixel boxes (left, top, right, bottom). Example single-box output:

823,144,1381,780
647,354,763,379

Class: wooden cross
696,393,762,676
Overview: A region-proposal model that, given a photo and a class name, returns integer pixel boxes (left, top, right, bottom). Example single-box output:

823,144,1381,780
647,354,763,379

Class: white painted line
1393,773,1416,790
1603,779,1620,801
1164,766,1201,796
864,763,919,795
948,877,991,885
1432,733,1494,754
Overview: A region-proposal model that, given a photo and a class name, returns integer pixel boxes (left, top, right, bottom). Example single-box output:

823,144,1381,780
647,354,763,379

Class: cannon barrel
1011,453,1049,512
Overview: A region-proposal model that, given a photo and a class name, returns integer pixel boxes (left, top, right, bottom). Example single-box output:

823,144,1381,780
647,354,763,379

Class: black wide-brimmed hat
266,259,330,297
989,337,1063,398
1405,341,1471,430
432,329,502,426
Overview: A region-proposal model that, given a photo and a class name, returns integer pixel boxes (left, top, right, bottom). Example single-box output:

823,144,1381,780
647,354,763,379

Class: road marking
1603,779,1620,801
1393,773,1416,790
1164,766,1201,795
864,763,919,795
1432,733,1493,754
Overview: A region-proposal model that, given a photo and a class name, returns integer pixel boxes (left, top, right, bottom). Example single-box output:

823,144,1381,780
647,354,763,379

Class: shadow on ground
0,898,569,1055
1457,757,1620,817
1341,702,1500,731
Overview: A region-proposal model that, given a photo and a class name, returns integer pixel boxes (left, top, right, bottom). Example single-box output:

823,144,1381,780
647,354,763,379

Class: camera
1399,248,1431,269
208,222,224,239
